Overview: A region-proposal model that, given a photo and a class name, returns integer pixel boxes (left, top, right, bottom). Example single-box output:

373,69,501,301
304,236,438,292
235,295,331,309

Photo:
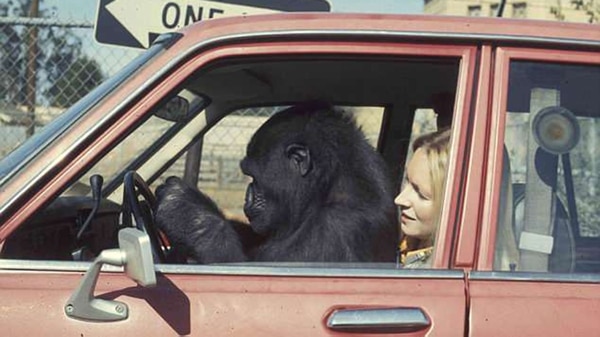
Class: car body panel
0,261,466,336
469,272,600,336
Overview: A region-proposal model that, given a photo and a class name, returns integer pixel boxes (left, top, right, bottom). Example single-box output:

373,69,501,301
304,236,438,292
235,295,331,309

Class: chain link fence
190,105,386,218
0,11,386,210
1,5,429,211
0,11,142,159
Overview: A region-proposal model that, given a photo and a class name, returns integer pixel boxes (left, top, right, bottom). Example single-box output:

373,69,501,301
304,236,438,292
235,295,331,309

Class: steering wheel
122,171,169,263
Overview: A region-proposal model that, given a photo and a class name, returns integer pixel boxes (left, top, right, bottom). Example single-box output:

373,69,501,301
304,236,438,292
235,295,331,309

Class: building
424,0,598,23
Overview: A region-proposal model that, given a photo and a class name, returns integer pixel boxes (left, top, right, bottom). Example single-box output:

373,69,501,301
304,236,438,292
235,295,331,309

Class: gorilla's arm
154,177,249,263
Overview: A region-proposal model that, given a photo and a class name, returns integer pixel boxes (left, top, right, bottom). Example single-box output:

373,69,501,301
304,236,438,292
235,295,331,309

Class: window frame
179,43,477,272
478,46,600,274
1,39,477,274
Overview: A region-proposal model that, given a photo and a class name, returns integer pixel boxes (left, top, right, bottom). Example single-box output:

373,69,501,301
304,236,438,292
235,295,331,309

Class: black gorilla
154,102,398,263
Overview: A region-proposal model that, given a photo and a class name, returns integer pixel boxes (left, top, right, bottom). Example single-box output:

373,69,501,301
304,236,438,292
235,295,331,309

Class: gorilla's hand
154,176,246,263
156,176,223,219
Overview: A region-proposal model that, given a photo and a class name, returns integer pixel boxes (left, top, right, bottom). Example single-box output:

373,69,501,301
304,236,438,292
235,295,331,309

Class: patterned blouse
399,238,433,269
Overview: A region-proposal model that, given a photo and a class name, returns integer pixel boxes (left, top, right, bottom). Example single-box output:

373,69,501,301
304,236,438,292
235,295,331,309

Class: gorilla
154,102,398,263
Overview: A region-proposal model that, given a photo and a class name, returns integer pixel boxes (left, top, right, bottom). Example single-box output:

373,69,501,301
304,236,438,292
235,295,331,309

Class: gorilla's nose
244,183,254,210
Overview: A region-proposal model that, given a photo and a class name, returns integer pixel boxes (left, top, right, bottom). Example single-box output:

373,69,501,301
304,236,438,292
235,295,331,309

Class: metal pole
25,0,39,137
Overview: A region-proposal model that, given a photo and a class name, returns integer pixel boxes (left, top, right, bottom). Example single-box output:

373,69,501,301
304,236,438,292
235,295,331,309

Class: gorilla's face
240,153,281,234
240,171,284,235
240,141,312,235
240,110,316,235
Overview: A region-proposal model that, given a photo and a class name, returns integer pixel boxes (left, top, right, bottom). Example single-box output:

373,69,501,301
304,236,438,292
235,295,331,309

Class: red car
0,13,599,336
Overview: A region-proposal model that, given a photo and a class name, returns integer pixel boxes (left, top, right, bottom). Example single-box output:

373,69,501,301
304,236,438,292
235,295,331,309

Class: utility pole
25,0,39,137
496,0,507,17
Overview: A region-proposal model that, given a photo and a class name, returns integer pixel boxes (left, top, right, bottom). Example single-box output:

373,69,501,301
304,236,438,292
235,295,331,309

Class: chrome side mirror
65,228,156,322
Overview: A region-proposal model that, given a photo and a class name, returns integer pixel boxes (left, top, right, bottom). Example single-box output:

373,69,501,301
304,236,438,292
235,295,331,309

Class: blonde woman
395,128,450,268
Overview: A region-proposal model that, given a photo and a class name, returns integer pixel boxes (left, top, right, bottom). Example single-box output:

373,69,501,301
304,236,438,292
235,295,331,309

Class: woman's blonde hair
412,128,451,219
404,128,451,249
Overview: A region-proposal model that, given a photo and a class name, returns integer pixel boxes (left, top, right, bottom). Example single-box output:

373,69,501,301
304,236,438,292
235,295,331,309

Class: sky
35,0,424,76
331,0,422,13
42,0,424,20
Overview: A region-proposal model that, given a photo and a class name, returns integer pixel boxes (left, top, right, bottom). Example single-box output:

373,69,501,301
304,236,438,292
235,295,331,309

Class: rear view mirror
154,96,191,122
65,228,156,322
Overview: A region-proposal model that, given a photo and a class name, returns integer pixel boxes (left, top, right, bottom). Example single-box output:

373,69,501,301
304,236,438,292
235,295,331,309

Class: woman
395,128,451,268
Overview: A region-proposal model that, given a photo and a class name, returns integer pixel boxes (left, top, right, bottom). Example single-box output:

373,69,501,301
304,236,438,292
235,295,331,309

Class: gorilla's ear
285,144,312,177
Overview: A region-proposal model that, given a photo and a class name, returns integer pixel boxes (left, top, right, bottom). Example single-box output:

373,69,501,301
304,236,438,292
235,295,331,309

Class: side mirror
65,228,156,322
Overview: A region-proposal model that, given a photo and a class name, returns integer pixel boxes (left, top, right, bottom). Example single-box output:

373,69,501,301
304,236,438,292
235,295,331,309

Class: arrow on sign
104,0,278,48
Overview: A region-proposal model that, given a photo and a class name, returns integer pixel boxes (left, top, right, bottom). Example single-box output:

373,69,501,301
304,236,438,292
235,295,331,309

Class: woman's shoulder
401,245,433,269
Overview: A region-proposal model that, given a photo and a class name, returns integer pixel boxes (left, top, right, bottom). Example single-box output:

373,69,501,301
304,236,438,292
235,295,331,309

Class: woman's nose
394,187,410,207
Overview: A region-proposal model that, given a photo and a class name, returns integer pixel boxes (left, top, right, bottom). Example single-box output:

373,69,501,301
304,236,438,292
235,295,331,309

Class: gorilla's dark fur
155,102,398,263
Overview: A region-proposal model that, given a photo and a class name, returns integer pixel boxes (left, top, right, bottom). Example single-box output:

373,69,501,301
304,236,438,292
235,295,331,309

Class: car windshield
0,34,179,187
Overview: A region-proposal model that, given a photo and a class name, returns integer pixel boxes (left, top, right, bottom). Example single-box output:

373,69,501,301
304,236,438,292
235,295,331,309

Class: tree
551,0,600,23
572,0,600,23
46,56,103,108
0,3,27,108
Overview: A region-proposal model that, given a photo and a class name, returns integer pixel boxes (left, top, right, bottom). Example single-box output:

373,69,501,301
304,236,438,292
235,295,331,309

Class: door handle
326,307,430,333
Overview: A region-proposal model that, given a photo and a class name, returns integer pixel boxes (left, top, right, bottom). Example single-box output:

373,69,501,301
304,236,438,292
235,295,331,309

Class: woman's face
395,148,436,241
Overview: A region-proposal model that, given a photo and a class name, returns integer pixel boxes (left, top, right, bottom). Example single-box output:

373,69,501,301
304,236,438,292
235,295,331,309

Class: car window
496,60,600,273
68,88,207,201
2,55,462,270
0,36,177,187
155,103,452,268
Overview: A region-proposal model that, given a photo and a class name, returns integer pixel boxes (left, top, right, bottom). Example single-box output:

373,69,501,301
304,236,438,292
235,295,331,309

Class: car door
469,44,600,336
0,24,478,336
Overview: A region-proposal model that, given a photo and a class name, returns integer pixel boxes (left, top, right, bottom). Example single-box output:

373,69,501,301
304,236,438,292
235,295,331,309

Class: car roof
168,13,598,113
175,13,600,49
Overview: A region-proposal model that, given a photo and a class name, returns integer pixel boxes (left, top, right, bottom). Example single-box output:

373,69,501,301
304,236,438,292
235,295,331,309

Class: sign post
95,0,330,49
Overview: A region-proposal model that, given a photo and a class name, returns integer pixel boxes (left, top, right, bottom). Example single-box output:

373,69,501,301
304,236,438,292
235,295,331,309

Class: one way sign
95,0,331,49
